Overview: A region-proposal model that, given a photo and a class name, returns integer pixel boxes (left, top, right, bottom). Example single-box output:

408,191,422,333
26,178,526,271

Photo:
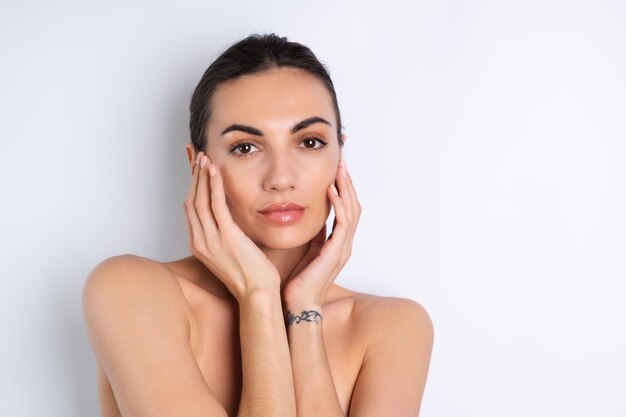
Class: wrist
237,283,281,304
284,298,322,310
283,301,323,327
282,291,323,309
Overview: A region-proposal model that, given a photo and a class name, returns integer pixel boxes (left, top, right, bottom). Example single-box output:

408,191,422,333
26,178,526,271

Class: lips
258,201,305,226
259,202,305,213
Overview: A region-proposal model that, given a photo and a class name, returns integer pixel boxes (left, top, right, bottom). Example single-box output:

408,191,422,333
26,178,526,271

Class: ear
185,142,196,172
339,134,347,158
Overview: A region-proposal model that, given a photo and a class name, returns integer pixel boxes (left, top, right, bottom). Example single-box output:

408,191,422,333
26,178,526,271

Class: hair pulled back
189,33,344,153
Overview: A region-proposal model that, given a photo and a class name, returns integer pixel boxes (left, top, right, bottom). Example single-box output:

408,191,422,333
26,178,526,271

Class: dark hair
189,33,344,153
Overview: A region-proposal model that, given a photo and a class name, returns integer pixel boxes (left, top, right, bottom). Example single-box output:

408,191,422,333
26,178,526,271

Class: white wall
1,1,624,416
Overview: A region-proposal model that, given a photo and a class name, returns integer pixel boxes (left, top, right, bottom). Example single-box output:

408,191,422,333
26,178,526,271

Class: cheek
310,168,336,208
323,164,339,188
313,166,338,201
221,172,247,212
314,157,337,180
224,184,246,203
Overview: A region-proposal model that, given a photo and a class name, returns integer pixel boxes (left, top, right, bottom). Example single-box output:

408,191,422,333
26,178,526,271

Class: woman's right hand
183,151,281,302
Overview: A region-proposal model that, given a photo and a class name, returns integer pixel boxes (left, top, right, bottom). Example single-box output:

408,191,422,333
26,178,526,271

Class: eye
300,137,328,150
228,141,259,157
228,137,328,158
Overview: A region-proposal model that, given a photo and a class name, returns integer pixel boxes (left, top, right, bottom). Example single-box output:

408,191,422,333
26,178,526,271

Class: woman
82,33,434,417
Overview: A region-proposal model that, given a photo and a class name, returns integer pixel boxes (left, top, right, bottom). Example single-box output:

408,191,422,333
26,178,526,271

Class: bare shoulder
344,290,435,416
82,254,228,417
82,253,194,344
83,253,186,292
348,290,434,347
85,253,175,276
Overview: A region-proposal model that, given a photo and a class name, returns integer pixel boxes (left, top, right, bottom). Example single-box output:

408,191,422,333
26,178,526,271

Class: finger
195,154,219,239
184,154,208,251
335,161,350,201
336,161,361,249
336,160,355,219
337,161,361,249
208,162,236,230
326,182,349,245
343,160,361,209
338,159,359,220
327,212,338,241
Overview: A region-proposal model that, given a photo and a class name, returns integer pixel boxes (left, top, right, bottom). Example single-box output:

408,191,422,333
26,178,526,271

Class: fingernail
330,183,338,195
196,152,203,165
209,163,216,176
200,155,207,168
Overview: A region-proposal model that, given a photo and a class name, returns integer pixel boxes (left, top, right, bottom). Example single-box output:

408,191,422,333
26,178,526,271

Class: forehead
208,67,335,134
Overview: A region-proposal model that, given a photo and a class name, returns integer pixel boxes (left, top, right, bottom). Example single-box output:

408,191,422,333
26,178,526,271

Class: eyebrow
219,116,331,137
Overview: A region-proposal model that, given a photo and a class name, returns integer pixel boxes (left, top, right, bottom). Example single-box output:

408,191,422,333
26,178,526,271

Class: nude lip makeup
258,208,305,225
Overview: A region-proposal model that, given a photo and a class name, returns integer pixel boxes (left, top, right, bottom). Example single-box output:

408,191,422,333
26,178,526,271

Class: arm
236,290,297,417
283,301,345,417
84,255,300,417
348,298,434,417
82,255,230,417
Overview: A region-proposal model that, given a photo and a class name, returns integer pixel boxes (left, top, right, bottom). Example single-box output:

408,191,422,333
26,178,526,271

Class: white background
1,1,624,416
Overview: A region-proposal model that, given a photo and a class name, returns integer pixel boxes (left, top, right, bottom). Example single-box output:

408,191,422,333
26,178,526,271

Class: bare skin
83,67,434,417
89,254,432,417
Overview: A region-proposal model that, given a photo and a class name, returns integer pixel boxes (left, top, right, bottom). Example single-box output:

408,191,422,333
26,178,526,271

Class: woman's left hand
282,159,362,307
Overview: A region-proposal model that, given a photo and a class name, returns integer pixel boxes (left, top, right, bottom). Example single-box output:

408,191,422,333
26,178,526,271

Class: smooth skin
82,67,434,417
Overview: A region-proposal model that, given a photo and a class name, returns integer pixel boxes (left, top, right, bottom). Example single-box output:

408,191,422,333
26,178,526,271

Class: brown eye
301,137,328,150
228,141,259,157
236,143,253,154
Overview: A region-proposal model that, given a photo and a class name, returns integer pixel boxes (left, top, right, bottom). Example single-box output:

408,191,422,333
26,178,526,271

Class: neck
260,241,310,291
188,241,310,301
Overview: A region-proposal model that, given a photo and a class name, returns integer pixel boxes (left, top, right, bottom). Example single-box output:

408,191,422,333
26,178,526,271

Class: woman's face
202,67,345,250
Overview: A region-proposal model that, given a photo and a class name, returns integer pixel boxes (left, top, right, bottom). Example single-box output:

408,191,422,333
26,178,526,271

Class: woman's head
189,33,344,154
187,33,346,250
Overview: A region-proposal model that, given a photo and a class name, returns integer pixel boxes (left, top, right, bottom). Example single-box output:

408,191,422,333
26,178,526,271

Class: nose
262,154,296,192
